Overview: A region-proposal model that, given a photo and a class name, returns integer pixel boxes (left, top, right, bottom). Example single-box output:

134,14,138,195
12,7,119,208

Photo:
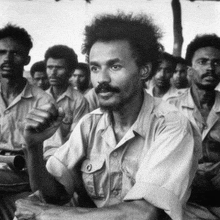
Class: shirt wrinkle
47,90,196,220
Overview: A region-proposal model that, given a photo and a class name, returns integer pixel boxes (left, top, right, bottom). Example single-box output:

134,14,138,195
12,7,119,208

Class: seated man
169,34,220,219
146,52,187,101
171,56,189,89
0,24,54,219
43,45,89,156
16,13,199,220
30,60,49,91
70,62,91,95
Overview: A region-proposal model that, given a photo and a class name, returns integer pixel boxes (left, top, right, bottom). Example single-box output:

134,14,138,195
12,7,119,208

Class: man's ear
140,63,152,81
24,56,31,66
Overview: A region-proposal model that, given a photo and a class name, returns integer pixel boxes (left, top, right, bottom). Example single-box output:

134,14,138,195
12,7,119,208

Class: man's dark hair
185,34,220,66
44,45,78,72
82,12,163,78
159,52,177,70
30,61,46,78
76,62,90,86
0,23,33,53
175,56,188,66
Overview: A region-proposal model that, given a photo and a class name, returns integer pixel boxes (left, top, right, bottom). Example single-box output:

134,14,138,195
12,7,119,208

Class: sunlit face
154,60,174,89
33,71,49,90
46,58,70,87
192,47,220,90
71,69,87,90
89,40,144,111
172,63,188,89
0,37,30,79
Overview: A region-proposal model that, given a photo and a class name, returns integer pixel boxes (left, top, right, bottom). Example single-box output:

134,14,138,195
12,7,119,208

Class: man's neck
51,84,69,100
153,85,170,98
1,77,27,106
192,84,215,108
111,91,144,143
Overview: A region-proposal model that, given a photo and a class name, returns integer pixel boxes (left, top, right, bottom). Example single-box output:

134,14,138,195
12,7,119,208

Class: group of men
0,11,220,220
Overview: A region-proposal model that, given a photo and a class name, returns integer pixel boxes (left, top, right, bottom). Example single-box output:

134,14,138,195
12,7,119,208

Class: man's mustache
95,82,120,94
202,71,218,79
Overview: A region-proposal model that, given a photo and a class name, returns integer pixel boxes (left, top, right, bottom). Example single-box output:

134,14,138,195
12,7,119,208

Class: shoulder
152,97,190,129
28,84,54,102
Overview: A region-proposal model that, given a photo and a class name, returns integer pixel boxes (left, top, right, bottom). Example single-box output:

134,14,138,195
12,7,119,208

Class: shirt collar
46,85,74,101
95,90,155,139
0,79,32,99
179,85,220,113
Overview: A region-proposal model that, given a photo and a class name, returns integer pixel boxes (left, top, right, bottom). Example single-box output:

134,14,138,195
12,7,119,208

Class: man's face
0,37,30,79
89,40,144,111
33,71,49,90
154,60,174,89
71,69,87,91
172,63,188,89
192,47,220,90
46,58,70,87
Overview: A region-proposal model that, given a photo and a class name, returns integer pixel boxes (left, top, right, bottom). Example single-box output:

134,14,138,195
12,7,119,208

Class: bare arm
23,103,71,204
15,198,166,220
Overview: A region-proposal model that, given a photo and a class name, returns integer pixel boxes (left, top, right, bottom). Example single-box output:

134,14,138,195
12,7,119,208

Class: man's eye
90,66,99,73
213,60,220,66
111,65,121,71
198,60,207,65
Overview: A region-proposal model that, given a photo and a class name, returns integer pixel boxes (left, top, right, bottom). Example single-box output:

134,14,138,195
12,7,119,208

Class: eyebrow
89,58,121,66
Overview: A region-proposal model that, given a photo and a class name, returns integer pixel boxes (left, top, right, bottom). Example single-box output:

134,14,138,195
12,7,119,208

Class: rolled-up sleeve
124,112,199,220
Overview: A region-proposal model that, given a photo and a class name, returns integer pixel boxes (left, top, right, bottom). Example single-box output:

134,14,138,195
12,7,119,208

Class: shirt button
112,190,119,196
113,152,118,157
86,164,92,171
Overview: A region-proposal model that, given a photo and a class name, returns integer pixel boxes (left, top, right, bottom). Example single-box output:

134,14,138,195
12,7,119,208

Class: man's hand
24,103,65,147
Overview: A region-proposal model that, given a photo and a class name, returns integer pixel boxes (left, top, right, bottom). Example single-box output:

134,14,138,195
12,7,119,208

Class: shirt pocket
81,158,105,199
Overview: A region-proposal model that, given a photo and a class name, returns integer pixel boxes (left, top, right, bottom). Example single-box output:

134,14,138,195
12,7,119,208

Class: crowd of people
0,10,220,220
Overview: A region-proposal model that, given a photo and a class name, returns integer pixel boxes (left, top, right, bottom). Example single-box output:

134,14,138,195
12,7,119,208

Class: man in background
30,60,49,90
0,24,54,219
146,52,186,101
43,45,89,156
70,62,91,95
169,34,220,219
172,56,189,89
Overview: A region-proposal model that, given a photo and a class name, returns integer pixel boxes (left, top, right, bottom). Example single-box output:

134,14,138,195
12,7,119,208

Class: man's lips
1,65,13,71
98,91,114,99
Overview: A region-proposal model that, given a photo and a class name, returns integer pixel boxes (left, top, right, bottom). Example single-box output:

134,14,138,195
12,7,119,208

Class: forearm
38,200,164,220
23,144,70,205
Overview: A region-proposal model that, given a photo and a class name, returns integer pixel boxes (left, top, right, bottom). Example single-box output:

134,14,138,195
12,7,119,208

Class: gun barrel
0,155,26,171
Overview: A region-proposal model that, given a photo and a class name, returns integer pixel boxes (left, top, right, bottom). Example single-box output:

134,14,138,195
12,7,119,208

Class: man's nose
49,68,57,76
98,69,111,83
3,52,13,62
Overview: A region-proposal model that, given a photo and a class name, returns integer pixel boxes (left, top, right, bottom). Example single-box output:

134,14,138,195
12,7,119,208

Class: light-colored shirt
46,91,198,220
146,86,188,102
0,81,54,151
43,85,89,157
169,88,220,162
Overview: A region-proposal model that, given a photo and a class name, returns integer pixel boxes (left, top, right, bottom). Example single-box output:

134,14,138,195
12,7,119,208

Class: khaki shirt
0,81,54,151
44,85,89,157
146,86,188,102
46,91,198,220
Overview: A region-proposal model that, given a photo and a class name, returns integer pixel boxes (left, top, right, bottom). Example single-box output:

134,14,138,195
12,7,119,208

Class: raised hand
24,103,65,147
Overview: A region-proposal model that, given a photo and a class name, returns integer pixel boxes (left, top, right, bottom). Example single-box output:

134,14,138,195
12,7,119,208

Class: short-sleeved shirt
0,80,54,151
43,85,89,157
169,87,220,163
146,86,188,102
46,91,198,220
